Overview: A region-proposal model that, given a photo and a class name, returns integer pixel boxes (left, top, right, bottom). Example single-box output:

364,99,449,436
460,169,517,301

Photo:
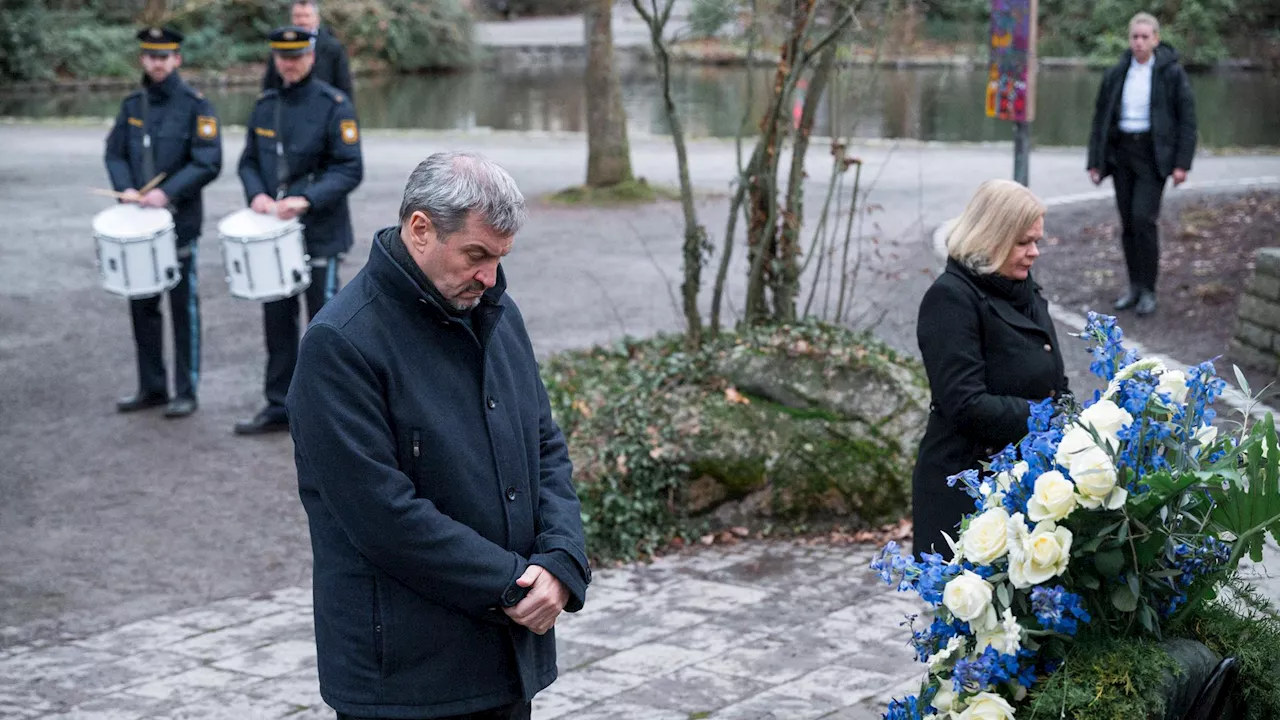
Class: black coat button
502,587,520,605
506,487,517,501
487,397,497,409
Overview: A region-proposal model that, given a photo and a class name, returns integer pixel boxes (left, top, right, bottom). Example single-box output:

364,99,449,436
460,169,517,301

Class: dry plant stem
633,0,705,349
711,0,762,337
801,150,843,318
835,159,862,323
776,42,838,321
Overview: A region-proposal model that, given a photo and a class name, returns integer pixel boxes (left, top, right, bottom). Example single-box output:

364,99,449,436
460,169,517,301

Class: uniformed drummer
104,27,222,419
234,25,363,436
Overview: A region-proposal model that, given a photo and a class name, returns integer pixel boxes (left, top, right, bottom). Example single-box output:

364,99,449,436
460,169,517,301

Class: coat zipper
372,577,384,671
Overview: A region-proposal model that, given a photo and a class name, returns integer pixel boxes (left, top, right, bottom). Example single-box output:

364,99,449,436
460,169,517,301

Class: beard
446,281,486,312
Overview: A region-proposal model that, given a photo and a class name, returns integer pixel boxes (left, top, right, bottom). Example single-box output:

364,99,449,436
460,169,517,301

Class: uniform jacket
286,227,591,719
911,259,1070,557
1087,43,1198,180
237,74,363,258
104,71,222,244
262,25,354,100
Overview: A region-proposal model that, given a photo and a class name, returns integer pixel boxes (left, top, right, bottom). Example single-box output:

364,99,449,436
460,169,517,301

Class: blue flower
870,543,961,608
883,694,929,720
952,646,1032,694
1031,585,1092,636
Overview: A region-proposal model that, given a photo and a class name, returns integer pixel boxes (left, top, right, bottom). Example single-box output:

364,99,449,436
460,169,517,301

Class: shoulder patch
127,117,144,128
340,119,359,145
197,115,218,139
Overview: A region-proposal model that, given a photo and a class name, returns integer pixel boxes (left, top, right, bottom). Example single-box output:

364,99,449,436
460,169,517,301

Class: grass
546,177,680,206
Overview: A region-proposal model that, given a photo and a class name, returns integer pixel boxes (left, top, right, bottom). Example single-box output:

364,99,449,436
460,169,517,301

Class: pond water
4,64,1278,148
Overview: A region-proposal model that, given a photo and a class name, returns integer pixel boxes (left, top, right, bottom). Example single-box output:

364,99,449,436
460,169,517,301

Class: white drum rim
92,205,175,238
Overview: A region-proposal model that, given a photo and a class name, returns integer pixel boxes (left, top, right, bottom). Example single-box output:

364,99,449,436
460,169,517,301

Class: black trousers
1111,132,1167,293
263,256,340,410
337,701,532,720
129,246,200,400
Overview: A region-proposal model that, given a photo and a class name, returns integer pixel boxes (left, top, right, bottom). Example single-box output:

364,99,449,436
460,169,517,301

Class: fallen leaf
724,387,751,405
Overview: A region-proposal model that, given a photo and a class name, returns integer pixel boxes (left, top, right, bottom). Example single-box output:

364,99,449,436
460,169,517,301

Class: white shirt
1118,56,1154,133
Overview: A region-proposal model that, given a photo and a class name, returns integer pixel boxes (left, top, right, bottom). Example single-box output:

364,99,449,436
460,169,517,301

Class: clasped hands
503,564,570,635
250,193,311,220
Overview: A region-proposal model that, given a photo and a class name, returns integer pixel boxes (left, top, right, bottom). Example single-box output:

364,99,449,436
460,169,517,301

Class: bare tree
584,0,635,187
632,0,707,349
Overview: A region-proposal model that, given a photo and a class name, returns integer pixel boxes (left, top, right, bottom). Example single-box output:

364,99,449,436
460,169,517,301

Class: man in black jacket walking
1087,12,1198,316
286,151,590,719
262,0,354,101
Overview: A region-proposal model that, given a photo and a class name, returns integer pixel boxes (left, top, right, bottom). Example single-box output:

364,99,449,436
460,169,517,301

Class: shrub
688,0,740,39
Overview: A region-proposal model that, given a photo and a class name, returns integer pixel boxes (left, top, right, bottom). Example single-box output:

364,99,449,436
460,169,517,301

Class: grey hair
398,151,528,238
1129,12,1159,34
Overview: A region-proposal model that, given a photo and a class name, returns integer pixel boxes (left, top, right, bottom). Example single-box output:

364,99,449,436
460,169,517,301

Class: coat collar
367,229,509,345
945,260,1048,339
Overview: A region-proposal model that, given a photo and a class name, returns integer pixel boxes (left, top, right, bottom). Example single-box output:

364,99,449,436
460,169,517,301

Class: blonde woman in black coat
912,179,1070,558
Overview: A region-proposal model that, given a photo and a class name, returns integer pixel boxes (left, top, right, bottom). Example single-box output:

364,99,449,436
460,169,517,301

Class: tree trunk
584,0,634,187
140,0,167,25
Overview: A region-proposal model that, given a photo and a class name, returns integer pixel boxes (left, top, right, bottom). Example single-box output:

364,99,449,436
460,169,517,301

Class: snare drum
91,204,180,299
217,208,310,302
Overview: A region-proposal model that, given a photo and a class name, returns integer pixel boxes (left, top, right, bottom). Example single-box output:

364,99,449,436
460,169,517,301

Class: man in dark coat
262,0,354,101
235,25,363,436
1087,12,1198,317
286,151,591,720
104,27,222,418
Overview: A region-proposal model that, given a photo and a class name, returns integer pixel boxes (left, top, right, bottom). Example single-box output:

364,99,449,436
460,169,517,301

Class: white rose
1078,400,1133,448
1009,521,1073,588
932,686,957,714
1055,425,1098,472
1156,369,1189,405
1026,470,1078,523
976,608,1024,656
943,570,997,631
927,635,964,672
1071,445,1127,510
961,507,1011,565
954,692,1017,720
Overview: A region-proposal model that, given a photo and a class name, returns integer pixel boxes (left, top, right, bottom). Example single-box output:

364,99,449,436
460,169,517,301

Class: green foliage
0,7,136,82
330,0,477,72
688,0,740,40
541,320,922,562
1172,585,1280,720
1024,633,1180,719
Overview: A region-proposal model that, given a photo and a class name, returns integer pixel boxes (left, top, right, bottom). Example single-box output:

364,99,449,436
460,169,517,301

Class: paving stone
71,619,198,655
210,639,317,678
242,667,324,708
555,639,614,672
141,689,298,720
657,622,769,655
259,586,314,608
530,687,594,720
123,666,257,702
821,595,930,644
646,578,773,614
542,666,649,704
591,642,711,677
612,666,772,714
35,692,180,720
163,610,313,662
691,634,853,686
271,705,335,720
711,688,842,720
571,700,689,719
770,665,904,708
557,604,708,651
165,595,303,633
7,649,202,711
816,701,886,720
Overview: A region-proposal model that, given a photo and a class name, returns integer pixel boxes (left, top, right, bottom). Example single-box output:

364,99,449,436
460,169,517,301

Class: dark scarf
377,226,473,319
950,258,1039,321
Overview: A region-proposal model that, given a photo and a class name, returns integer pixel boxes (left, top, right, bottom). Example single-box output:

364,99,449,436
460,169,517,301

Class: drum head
92,204,174,238
218,207,298,238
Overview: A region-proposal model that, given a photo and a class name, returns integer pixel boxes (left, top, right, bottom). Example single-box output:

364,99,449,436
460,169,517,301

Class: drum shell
219,221,311,302
93,225,181,299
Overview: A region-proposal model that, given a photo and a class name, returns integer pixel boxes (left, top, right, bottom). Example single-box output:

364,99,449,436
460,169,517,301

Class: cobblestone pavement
474,0,691,49
1,541,928,720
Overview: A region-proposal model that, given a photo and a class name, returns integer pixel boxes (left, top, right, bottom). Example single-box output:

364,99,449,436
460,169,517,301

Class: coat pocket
372,575,385,674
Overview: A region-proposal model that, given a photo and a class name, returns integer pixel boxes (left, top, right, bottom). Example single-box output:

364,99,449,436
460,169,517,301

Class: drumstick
88,187,130,199
138,172,168,195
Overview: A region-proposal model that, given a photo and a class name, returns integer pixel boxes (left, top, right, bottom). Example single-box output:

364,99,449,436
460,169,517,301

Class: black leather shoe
1114,287,1141,311
234,408,289,435
164,397,198,418
116,391,168,413
1136,290,1157,316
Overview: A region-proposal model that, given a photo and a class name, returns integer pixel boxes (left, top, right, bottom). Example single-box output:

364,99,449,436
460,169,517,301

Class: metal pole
1013,120,1030,186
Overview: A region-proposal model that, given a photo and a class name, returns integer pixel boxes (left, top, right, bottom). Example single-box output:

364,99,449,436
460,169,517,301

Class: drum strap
273,99,290,200
140,90,156,185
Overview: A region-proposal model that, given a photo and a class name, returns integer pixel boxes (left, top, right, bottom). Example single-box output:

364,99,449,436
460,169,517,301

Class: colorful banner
986,0,1037,122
